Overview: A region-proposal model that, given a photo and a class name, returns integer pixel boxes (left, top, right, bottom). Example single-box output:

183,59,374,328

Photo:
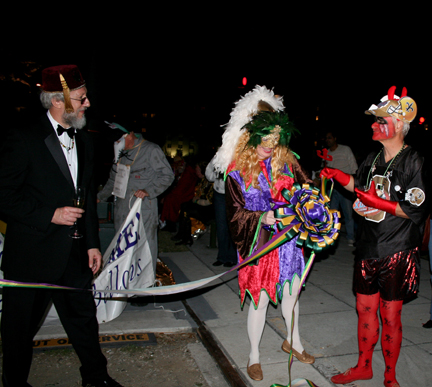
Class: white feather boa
213,85,285,173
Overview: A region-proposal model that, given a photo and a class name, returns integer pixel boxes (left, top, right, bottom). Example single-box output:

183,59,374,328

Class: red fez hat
41,65,85,113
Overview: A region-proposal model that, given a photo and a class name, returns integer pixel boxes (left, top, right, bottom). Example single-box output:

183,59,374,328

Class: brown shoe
281,340,315,364
247,360,263,381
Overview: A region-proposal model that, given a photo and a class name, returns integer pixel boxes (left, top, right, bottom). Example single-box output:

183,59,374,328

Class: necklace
59,138,75,152
366,142,406,188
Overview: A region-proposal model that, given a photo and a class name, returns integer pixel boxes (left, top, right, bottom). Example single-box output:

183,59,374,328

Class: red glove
320,168,351,187
354,181,397,216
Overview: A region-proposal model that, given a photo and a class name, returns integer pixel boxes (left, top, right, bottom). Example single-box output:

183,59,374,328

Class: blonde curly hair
233,131,296,193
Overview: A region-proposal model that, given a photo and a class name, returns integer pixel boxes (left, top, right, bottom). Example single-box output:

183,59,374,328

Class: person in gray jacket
98,126,174,274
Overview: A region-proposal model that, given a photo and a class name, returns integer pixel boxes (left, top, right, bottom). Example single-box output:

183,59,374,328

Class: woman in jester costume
212,85,314,381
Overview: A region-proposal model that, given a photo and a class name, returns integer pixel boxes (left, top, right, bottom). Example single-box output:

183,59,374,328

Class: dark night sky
3,17,431,173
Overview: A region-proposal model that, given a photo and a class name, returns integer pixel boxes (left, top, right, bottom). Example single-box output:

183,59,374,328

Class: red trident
317,148,333,161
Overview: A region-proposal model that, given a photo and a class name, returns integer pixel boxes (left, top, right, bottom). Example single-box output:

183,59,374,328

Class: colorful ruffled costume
226,157,310,307
213,85,317,380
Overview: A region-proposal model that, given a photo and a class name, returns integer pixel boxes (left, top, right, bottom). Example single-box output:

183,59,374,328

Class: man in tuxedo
0,65,122,387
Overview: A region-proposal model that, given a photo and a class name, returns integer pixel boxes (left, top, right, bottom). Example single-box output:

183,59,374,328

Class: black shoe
83,377,123,387
223,262,236,267
130,296,149,307
175,237,193,246
423,320,432,328
160,221,177,232
212,260,223,266
2,375,33,386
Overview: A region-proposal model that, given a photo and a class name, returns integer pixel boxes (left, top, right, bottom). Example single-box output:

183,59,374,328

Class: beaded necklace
365,142,406,189
58,138,75,152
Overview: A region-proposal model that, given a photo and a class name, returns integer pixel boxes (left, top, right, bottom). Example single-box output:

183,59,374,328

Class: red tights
356,293,403,386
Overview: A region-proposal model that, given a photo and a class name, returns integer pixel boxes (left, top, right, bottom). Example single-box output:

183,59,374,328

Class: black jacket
0,113,100,281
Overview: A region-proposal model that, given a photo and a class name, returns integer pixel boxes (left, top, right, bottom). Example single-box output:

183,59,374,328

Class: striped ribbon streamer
270,177,335,387
0,223,298,295
272,379,319,387
270,250,317,387
0,179,337,301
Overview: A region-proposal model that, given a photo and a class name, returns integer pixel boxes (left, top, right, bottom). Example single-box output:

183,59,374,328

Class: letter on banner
93,198,154,323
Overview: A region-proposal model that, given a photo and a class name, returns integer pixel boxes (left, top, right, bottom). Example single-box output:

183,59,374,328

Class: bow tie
57,125,76,139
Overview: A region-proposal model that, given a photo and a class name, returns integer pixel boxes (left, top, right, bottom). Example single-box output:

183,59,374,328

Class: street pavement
36,229,432,387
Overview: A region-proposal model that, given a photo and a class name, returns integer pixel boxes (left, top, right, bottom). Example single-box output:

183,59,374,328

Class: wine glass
69,186,85,239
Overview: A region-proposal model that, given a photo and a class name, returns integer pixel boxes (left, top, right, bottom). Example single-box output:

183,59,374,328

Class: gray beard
62,111,87,129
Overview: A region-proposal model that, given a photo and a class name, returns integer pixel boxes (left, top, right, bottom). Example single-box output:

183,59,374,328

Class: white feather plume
213,85,284,173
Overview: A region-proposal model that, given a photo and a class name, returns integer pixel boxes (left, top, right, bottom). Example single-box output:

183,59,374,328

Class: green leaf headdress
243,110,299,149
212,85,285,173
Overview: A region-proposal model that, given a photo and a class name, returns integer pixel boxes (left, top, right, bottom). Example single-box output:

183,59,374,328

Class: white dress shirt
47,111,78,188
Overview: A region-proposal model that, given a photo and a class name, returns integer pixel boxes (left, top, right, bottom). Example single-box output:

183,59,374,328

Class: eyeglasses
375,116,388,125
70,96,89,105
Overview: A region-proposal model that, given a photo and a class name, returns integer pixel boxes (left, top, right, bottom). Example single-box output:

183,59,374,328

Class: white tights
247,276,303,365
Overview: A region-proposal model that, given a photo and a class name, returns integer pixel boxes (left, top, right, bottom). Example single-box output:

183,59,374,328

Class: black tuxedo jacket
0,114,100,281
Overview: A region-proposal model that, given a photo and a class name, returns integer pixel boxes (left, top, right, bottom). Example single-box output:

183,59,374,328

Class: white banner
0,198,155,324
93,198,155,323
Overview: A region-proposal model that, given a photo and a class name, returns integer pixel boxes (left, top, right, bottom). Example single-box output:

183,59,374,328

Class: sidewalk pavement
36,230,432,387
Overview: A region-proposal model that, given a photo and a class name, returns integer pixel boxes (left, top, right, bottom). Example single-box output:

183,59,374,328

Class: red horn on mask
388,85,397,100
401,87,407,98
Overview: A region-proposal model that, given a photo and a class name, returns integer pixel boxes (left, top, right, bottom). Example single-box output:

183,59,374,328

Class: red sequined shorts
353,247,420,301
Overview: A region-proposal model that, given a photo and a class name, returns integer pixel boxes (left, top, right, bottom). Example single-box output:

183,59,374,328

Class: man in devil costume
321,86,431,387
